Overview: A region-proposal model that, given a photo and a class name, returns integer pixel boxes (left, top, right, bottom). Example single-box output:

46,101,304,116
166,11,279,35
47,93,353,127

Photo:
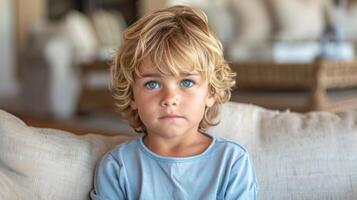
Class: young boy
91,5,258,199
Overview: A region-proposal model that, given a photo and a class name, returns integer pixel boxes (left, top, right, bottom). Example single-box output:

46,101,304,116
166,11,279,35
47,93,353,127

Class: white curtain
0,0,18,95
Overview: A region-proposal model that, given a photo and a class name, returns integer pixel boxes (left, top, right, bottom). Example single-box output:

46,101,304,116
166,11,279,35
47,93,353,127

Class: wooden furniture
77,59,357,113
230,59,357,112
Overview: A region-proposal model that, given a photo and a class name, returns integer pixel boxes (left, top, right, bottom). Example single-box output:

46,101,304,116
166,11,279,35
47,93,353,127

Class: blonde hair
110,5,236,133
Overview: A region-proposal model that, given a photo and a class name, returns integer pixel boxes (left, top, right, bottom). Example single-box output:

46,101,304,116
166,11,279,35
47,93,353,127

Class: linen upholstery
1,101,357,199
0,110,133,200
209,102,357,199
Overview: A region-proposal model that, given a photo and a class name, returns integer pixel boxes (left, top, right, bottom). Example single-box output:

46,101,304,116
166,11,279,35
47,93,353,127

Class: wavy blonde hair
110,5,236,133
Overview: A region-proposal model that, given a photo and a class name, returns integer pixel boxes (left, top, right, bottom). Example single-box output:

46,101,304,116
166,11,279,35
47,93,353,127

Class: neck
143,131,212,157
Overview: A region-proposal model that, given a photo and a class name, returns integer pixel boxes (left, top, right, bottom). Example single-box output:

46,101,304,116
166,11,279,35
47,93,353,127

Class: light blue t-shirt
90,133,258,200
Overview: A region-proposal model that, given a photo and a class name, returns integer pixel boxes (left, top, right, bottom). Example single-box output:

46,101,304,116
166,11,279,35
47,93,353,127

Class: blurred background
1,0,357,135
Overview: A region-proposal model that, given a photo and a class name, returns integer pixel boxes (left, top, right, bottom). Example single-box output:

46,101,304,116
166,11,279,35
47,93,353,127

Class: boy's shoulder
112,135,140,150
214,135,247,150
103,136,141,161
212,135,249,158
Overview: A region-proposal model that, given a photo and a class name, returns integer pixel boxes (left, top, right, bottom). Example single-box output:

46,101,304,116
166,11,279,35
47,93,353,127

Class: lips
159,114,184,119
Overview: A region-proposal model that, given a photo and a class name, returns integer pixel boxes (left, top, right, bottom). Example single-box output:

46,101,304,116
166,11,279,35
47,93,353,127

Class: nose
160,87,179,107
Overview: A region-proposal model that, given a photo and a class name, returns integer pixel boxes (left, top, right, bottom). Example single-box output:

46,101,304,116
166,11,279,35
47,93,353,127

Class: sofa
1,101,357,199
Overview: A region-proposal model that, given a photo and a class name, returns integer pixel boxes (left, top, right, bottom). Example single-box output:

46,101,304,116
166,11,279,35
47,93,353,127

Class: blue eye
180,79,194,88
145,81,160,90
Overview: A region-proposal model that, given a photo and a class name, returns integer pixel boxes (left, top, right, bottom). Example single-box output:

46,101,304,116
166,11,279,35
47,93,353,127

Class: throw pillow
228,0,272,45
91,10,126,51
65,11,99,63
0,109,133,200
269,0,326,41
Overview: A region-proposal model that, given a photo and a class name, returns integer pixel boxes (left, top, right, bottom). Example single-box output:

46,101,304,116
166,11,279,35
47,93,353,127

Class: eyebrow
140,73,161,78
140,72,200,78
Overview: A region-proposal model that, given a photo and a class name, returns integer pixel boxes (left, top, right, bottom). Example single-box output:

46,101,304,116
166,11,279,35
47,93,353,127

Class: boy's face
131,57,215,139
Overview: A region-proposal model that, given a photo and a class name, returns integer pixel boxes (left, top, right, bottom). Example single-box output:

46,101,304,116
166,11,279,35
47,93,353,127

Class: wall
139,0,207,15
0,0,17,95
16,0,46,73
139,0,167,15
0,0,46,96
16,0,46,51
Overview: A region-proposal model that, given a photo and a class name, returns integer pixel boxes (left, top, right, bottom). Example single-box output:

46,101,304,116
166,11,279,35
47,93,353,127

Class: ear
205,95,216,108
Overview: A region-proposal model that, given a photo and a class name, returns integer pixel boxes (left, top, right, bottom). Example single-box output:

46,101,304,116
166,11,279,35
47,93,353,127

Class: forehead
136,56,200,77
137,57,156,74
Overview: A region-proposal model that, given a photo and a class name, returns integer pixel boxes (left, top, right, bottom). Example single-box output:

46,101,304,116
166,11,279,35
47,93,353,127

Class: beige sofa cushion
269,0,326,41
0,110,133,200
228,0,272,45
65,10,99,62
209,102,357,199
91,10,126,50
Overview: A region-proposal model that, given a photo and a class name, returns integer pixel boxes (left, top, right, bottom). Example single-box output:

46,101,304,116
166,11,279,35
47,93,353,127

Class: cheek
134,92,157,114
135,98,156,125
184,92,208,109
133,85,151,104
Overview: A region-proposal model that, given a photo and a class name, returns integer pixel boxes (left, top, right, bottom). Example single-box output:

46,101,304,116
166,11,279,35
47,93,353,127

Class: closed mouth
159,114,184,119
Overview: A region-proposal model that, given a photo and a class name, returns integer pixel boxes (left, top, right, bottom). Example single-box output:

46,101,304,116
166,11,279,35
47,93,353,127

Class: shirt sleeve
224,152,259,200
90,152,127,200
